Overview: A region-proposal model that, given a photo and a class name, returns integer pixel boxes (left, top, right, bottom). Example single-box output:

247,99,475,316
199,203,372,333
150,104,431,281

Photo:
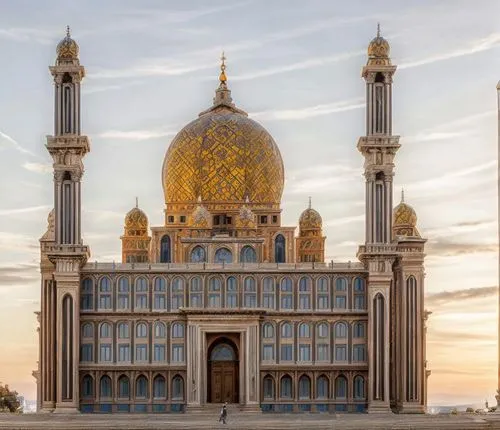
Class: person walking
218,402,228,424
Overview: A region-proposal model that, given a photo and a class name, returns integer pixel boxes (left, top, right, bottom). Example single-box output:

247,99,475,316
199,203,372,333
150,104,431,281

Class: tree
0,383,21,413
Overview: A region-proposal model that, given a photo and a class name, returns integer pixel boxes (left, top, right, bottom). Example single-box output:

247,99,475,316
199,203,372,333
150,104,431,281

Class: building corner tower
357,25,399,414
39,27,90,413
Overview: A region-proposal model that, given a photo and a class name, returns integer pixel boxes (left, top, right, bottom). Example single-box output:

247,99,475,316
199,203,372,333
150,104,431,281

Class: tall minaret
40,27,90,413
357,25,399,413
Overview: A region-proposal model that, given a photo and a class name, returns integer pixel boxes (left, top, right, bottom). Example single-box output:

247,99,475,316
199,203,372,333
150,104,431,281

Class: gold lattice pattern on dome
299,208,322,231
163,110,284,208
367,24,391,66
56,26,79,60
125,208,148,230
393,203,417,227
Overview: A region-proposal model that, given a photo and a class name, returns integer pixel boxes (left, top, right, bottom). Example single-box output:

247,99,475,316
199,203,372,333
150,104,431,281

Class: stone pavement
1,411,500,430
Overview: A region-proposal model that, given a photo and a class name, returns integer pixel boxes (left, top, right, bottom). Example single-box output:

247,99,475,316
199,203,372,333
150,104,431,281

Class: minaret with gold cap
40,26,90,413
357,25,399,414
121,198,151,263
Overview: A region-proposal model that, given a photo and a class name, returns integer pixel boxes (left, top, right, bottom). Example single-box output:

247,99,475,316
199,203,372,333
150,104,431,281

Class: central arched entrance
207,337,239,403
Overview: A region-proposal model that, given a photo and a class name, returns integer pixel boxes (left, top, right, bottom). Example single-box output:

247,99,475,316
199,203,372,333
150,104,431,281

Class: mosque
35,26,430,414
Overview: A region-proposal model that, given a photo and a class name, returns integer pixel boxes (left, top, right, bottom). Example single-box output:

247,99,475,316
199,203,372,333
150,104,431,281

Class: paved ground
1,412,500,430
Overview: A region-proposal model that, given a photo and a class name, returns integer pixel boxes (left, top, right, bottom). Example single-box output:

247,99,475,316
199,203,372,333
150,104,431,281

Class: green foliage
0,383,22,413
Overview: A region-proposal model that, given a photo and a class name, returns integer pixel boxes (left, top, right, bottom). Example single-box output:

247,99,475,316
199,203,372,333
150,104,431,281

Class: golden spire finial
401,188,405,203
308,196,312,209
66,25,71,38
219,51,227,84
377,22,381,38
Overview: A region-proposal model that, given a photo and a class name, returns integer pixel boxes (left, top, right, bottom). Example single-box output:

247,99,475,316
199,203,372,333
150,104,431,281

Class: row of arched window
262,321,366,339
81,374,184,400
80,275,366,312
82,321,185,340
263,374,366,400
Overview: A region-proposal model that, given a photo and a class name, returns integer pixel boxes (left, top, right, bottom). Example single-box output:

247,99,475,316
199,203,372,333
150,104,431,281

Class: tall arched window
136,322,147,338
135,277,148,310
280,322,293,362
100,375,112,398
153,375,166,398
154,322,166,338
118,375,130,398
189,276,203,307
262,277,275,309
334,322,348,362
263,323,274,338
274,234,286,263
280,375,292,399
153,277,167,310
82,323,93,338
117,322,129,339
298,276,311,309
299,375,311,399
317,375,329,399
334,277,347,309
263,375,275,399
215,247,232,264
281,322,293,338
354,375,366,399
208,277,222,308
243,277,257,308
335,322,347,338
98,277,112,310
80,278,93,310
117,277,130,310
190,246,206,263
81,375,93,398
353,277,366,310
316,277,329,310
135,375,149,398
226,277,237,308
172,322,184,338
100,322,111,338
240,246,257,263
299,323,311,338
262,322,275,361
280,277,293,309
335,375,347,399
160,235,171,263
171,277,185,310
316,322,329,362
172,375,184,400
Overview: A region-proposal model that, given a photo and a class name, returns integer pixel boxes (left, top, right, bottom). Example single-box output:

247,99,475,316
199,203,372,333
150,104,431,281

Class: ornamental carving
41,209,55,241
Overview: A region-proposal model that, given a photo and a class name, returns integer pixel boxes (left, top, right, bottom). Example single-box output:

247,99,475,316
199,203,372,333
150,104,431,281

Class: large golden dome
162,65,284,210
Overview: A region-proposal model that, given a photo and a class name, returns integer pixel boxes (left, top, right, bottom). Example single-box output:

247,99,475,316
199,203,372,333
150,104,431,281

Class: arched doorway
207,338,239,403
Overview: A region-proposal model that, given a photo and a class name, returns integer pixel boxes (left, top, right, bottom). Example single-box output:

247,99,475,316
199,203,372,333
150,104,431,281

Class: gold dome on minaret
367,23,391,66
162,54,284,212
393,190,420,238
56,26,79,62
299,199,323,230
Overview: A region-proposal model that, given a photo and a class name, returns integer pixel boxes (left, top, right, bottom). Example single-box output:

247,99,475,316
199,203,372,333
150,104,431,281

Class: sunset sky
0,0,498,406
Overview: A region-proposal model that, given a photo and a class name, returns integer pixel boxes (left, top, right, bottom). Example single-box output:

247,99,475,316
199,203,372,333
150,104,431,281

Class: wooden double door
208,361,238,403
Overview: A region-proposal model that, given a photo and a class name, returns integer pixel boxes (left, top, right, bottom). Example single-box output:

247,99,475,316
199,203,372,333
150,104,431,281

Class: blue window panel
80,404,94,413
261,404,274,412
152,404,167,413
116,404,130,413
298,404,311,412
134,404,148,413
171,404,184,412
99,403,112,413
355,404,367,413
335,404,347,412
316,404,329,412
278,404,293,413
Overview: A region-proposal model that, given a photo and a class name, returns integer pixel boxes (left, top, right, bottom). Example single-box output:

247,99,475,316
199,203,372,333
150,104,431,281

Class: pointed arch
274,234,286,263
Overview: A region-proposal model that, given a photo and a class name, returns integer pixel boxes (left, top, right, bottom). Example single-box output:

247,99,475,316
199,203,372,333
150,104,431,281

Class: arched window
172,375,184,400
82,323,93,338
335,322,347,338
298,277,311,309
299,375,311,399
263,323,274,338
80,278,93,310
240,246,257,263
153,277,167,310
317,375,329,399
172,322,184,338
81,375,93,398
280,375,292,399
98,277,112,310
208,277,222,308
226,277,237,308
153,375,166,398
154,322,166,338
298,322,311,338
354,375,366,399
100,322,111,338
262,323,275,361
317,322,328,339
189,276,203,307
334,277,347,309
262,277,275,309
100,375,112,398
316,323,330,361
280,277,293,309
160,235,171,263
118,322,129,339
136,322,147,338
263,375,275,399
316,277,329,310
215,247,233,264
274,234,286,263
117,277,130,310
334,322,348,362
190,246,206,263
135,277,148,310
335,375,347,398
353,277,366,310
281,322,293,338
171,277,185,310
118,375,130,398
135,375,149,398
353,322,365,338
243,277,257,308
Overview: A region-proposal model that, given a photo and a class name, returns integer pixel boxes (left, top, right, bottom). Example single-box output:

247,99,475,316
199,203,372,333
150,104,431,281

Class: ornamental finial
135,197,138,208
401,188,405,203
308,196,312,209
219,51,227,84
66,25,71,37
377,22,380,38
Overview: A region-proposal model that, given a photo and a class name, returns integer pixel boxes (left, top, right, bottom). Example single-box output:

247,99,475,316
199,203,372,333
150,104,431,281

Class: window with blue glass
135,277,148,310
81,375,93,398
136,322,147,338
243,277,257,307
189,276,203,307
316,376,329,399
299,344,311,361
153,375,166,398
280,375,292,398
99,344,112,362
215,247,232,264
316,277,329,309
172,345,184,362
354,375,365,399
263,376,275,399
118,322,129,339
280,344,293,361
154,344,165,362
274,234,286,263
81,344,93,362
118,375,130,398
298,277,311,309
153,277,167,310
335,322,347,338
172,375,184,400
280,278,293,309
208,277,222,308
226,277,237,308
334,277,347,309
80,278,93,310
172,322,184,338
160,235,171,263
171,277,184,310
190,246,206,263
335,345,347,361
135,344,147,361
100,375,112,398
240,245,257,263
117,277,129,310
262,277,275,309
335,376,347,398
98,277,112,310
118,344,130,362
299,375,311,399
352,344,367,362
136,375,148,398
353,322,365,338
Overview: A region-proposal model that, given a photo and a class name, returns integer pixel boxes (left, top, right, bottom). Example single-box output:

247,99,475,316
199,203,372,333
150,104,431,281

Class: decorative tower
357,25,399,413
391,190,427,413
121,199,151,263
40,27,90,413
296,198,325,263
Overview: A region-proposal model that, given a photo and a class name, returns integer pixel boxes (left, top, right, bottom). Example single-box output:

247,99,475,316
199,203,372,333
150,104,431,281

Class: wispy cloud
325,214,364,227
22,162,52,174
0,130,34,156
427,239,498,257
399,32,500,69
425,220,496,238
0,27,57,44
82,80,144,95
0,205,51,216
426,286,497,306
98,129,177,141
251,98,364,121
0,263,39,287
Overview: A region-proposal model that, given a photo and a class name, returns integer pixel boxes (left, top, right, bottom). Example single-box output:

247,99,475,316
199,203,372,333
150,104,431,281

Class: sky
0,0,498,407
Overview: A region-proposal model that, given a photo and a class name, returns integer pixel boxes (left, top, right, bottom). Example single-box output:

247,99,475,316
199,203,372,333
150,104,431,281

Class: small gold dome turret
367,23,391,66
125,199,149,232
56,26,79,63
299,197,323,231
296,197,325,263
121,198,151,264
393,189,420,238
